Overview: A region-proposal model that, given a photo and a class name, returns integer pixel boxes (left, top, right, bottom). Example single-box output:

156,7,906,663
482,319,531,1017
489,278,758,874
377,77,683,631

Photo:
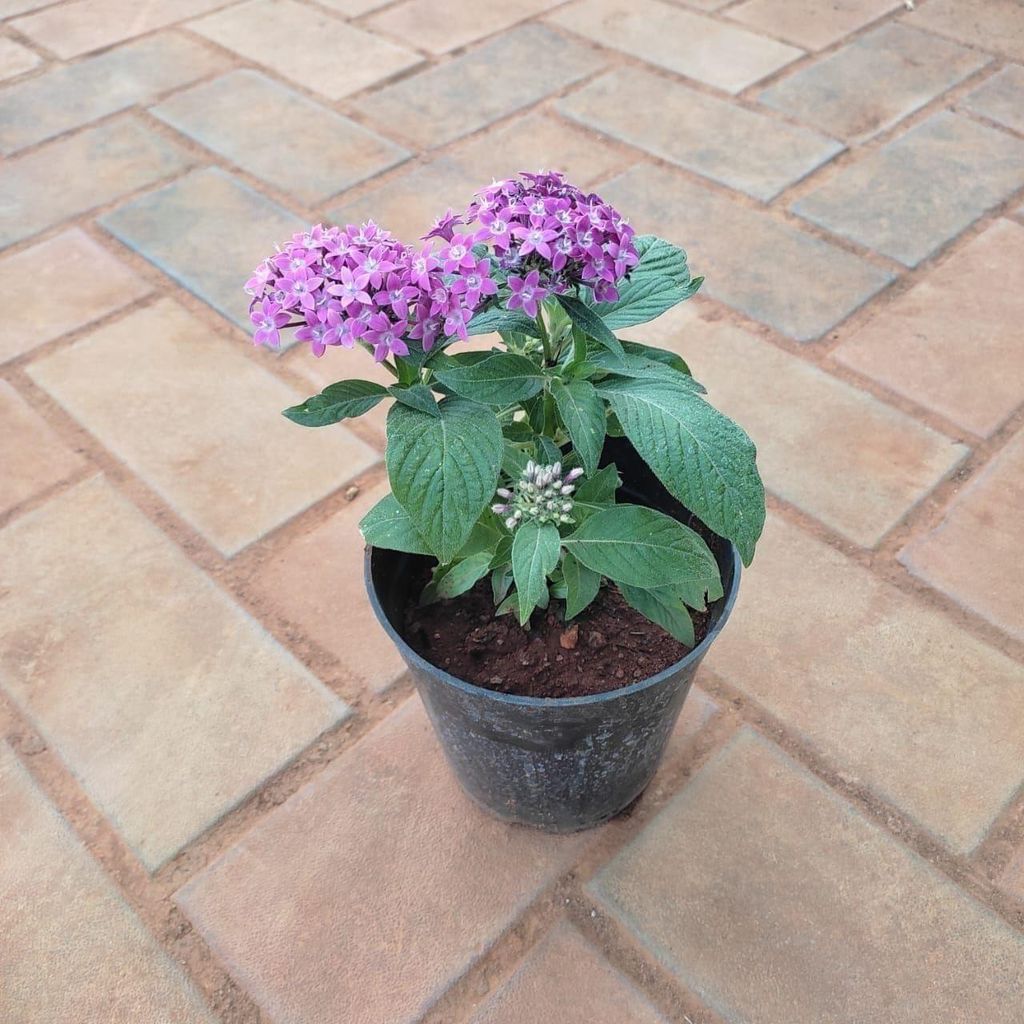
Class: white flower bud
491,503,508,514
566,467,584,483
513,509,523,520
496,488,512,499
561,484,574,495
551,462,563,478
505,516,518,530
562,502,573,512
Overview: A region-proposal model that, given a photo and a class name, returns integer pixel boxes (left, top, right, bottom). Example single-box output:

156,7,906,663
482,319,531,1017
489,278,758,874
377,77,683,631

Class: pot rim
364,541,742,709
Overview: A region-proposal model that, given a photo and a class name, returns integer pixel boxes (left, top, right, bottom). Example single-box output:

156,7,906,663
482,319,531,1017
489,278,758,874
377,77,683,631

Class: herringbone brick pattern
1,1,1023,1021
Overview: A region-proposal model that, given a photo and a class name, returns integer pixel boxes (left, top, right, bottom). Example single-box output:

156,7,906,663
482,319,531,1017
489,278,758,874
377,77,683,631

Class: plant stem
535,311,553,364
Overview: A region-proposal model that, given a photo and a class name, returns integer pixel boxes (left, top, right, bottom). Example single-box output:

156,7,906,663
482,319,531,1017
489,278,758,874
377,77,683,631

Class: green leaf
492,566,513,604
433,352,546,405
586,345,706,392
557,293,625,358
549,378,606,476
596,378,765,565
673,571,725,612
388,383,440,417
358,493,431,555
502,441,531,479
563,504,719,588
621,339,691,376
575,464,620,504
432,551,493,601
467,305,542,338
511,522,561,626
386,398,504,563
618,583,695,646
590,236,702,330
563,551,602,619
283,379,388,427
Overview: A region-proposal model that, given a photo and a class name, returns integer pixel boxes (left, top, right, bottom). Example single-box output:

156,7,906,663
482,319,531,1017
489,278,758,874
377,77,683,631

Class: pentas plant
247,171,766,645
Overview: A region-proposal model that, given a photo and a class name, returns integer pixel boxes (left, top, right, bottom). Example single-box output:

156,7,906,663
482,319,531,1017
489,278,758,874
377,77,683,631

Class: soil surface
404,576,710,699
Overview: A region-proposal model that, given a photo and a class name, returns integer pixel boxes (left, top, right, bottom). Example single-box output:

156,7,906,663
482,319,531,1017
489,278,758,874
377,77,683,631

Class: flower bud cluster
492,461,584,531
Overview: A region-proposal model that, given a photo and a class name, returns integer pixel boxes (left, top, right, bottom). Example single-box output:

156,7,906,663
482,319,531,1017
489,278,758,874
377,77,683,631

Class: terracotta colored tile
190,0,422,101
0,33,224,154
0,478,349,869
900,429,1024,642
0,35,40,79
367,0,565,54
28,299,379,556
908,0,1024,63
1000,843,1024,901
100,167,302,333
793,112,1024,266
548,0,802,93
0,745,217,1022
728,0,898,49
759,24,989,143
470,923,667,1023
0,382,84,516
560,66,841,201
602,163,893,341
592,730,1024,1023
360,24,603,149
153,70,409,206
0,0,55,15
177,699,587,1024
0,228,150,363
679,320,967,546
0,117,193,250
835,219,1024,437
963,64,1024,134
11,0,230,58
251,480,407,693
706,515,1024,852
660,687,719,766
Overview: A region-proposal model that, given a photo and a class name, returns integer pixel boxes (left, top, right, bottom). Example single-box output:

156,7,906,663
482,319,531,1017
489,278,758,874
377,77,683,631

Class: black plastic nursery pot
365,440,742,832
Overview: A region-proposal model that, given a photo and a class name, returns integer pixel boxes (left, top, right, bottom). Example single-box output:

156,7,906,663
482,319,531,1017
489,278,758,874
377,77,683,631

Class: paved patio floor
2,0,1024,1021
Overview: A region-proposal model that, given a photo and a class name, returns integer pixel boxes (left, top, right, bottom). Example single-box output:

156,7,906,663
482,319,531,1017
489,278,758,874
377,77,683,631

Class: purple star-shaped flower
506,270,547,319
250,298,291,348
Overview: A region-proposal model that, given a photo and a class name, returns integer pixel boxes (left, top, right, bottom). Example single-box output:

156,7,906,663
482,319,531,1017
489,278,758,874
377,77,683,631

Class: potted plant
246,171,765,831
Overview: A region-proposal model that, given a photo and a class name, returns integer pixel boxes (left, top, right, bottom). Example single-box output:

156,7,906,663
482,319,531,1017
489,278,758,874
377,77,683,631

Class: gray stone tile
602,163,893,340
908,0,1024,63
759,23,989,143
963,64,1024,134
560,66,841,201
793,111,1024,265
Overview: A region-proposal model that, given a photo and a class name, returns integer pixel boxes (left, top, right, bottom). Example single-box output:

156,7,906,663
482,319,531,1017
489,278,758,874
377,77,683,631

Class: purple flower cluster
245,221,497,360
433,171,639,314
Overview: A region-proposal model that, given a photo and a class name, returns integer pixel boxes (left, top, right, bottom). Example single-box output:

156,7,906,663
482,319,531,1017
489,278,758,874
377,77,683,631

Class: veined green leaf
549,378,606,476
388,383,440,417
511,522,561,626
575,464,620,504
386,398,503,563
556,293,625,358
433,352,546,405
618,583,695,646
596,377,764,565
467,305,542,338
563,504,718,588
359,493,432,555
586,345,705,392
562,551,601,619
283,379,387,427
431,551,493,601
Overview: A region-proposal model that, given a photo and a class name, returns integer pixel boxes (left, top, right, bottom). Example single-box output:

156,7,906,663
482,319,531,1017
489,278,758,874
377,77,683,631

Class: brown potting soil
403,576,710,699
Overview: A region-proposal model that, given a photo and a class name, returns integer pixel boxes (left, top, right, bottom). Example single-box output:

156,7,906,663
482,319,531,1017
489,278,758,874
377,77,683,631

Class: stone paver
835,218,1024,437
727,0,898,50
592,730,1024,1024
679,320,966,546
561,67,841,201
0,33,224,155
758,24,988,143
251,480,408,694
0,35,40,79
177,699,587,1024
367,0,565,54
0,477,349,869
0,228,150,364
361,24,603,150
908,0,1024,63
100,167,302,333
28,299,379,556
963,64,1024,134
900,429,1024,643
0,745,217,1023
0,0,54,16
153,70,409,206
11,0,229,58
0,382,84,517
189,0,422,101
603,163,893,341
470,923,667,1024
318,0,391,13
549,0,802,93
328,111,630,241
793,111,1024,266
0,117,193,250
707,515,1024,852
